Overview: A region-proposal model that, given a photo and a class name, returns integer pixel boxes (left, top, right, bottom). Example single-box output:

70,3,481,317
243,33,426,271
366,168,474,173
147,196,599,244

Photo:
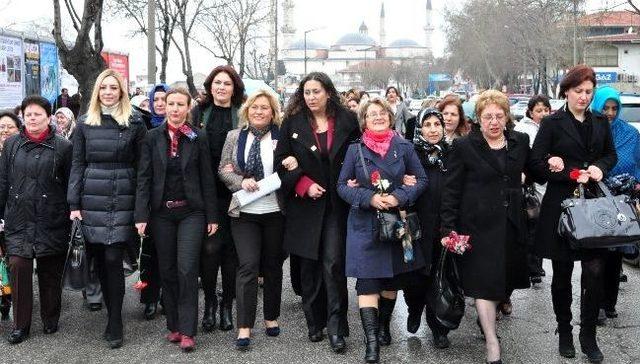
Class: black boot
360,307,380,363
406,303,423,334
556,324,575,358
143,302,157,320
0,298,10,320
219,302,233,331
202,300,216,332
377,297,395,346
579,325,604,363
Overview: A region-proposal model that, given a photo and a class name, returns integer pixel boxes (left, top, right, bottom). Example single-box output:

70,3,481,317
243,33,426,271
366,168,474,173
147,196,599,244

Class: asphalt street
0,259,638,364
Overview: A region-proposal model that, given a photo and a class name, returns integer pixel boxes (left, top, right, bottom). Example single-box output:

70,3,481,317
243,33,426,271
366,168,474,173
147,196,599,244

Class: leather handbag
427,249,465,329
558,182,640,249
357,143,422,243
62,219,90,290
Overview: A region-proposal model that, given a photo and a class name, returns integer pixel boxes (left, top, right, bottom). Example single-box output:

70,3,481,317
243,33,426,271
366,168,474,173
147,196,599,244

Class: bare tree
360,60,394,89
110,0,179,83
195,0,270,77
53,0,107,114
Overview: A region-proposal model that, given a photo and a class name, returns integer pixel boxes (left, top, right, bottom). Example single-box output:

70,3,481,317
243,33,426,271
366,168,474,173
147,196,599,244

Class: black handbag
62,219,89,290
427,249,465,330
357,143,422,243
558,181,640,249
524,183,541,220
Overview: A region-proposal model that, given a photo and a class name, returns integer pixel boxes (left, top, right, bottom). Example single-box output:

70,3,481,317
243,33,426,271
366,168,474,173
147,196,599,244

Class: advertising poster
0,35,24,108
101,52,130,92
39,42,60,105
24,40,40,96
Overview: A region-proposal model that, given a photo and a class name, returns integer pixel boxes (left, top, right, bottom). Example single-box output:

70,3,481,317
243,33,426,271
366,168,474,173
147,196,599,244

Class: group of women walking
0,63,636,364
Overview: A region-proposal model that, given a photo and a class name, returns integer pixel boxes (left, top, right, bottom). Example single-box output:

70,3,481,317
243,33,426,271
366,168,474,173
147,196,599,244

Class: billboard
0,35,24,108
101,52,130,92
40,42,60,105
24,40,40,96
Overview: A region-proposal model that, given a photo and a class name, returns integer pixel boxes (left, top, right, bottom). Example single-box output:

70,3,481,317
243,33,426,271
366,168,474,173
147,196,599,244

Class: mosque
278,0,435,89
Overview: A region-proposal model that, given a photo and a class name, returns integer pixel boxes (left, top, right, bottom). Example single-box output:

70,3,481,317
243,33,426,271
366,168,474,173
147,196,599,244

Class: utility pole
147,0,156,85
573,0,578,65
274,0,278,91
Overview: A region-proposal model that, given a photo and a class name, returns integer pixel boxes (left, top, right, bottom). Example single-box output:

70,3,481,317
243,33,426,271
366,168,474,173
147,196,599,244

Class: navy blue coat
337,136,427,279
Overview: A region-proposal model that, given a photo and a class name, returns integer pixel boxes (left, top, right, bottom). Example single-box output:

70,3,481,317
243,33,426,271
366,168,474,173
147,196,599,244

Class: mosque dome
387,38,421,48
334,33,377,47
286,39,328,50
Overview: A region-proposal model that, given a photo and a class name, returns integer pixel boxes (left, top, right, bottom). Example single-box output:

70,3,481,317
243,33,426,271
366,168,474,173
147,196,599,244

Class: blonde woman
67,69,147,349
218,90,286,349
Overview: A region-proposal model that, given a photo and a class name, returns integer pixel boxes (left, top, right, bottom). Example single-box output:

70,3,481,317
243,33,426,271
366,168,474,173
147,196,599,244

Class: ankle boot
579,325,604,363
360,307,380,363
556,324,575,358
202,300,216,332
377,297,395,346
219,302,233,331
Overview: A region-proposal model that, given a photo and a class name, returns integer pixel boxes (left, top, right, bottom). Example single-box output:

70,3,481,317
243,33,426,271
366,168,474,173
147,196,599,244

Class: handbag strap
357,143,369,178
597,181,614,197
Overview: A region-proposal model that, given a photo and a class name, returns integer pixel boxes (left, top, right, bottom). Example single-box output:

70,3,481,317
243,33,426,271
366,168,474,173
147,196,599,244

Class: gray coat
68,113,147,245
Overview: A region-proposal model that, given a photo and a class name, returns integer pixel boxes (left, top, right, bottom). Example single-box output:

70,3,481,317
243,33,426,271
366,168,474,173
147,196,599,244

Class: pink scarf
362,129,394,157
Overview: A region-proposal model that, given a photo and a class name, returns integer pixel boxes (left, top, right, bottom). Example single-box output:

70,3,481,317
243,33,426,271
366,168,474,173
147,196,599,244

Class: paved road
1,260,638,363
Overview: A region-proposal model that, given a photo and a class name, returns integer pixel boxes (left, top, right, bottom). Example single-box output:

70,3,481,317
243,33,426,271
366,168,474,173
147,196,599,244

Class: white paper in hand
233,173,282,207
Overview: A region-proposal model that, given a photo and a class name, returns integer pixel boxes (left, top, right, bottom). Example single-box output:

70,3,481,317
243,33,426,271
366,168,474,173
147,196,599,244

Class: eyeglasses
366,110,389,119
480,113,506,122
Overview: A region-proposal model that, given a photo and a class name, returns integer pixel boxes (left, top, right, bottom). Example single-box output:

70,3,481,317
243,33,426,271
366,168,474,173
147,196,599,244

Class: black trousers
298,213,349,336
200,209,237,308
139,234,162,304
551,256,604,330
84,246,102,305
602,251,622,311
231,212,284,328
526,217,544,276
152,207,204,336
88,243,126,339
8,254,66,330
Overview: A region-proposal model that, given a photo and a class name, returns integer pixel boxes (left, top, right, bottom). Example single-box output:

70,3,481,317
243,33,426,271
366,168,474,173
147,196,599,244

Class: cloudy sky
0,0,622,86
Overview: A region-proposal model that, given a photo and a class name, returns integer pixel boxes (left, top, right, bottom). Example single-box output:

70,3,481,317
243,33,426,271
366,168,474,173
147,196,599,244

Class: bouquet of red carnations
443,231,472,255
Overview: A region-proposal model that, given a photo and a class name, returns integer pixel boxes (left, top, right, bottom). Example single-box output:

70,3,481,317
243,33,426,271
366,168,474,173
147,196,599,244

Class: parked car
408,99,424,115
549,98,565,112
620,94,640,131
510,99,529,121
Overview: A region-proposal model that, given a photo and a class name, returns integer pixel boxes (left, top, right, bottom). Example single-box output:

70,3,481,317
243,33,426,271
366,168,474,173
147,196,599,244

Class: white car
620,94,640,131
510,100,529,121
408,99,424,115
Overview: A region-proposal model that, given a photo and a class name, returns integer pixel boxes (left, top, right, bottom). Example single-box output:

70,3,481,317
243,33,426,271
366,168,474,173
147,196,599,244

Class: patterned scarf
245,125,269,180
167,123,197,158
413,108,448,171
362,129,395,157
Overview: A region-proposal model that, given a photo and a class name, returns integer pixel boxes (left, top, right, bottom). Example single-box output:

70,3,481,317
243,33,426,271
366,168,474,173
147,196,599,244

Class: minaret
281,0,296,50
424,0,434,53
379,2,386,47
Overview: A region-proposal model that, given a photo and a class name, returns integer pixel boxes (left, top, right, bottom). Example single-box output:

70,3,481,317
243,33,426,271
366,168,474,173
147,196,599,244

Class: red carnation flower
371,170,381,185
133,280,148,291
569,169,581,181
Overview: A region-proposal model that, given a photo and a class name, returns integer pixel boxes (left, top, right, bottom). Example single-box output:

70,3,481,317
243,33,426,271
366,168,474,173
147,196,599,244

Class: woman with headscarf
402,108,452,349
54,107,76,140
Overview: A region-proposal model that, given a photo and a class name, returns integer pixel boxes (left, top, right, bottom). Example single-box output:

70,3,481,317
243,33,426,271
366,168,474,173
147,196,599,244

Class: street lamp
304,26,325,75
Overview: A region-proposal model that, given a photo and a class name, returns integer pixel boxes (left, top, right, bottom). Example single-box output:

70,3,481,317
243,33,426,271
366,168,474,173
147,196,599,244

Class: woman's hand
370,194,387,210
548,156,565,172
576,171,590,184
307,183,326,199
403,174,417,186
347,179,360,188
135,222,147,237
281,156,298,171
221,163,234,173
70,210,82,220
587,165,603,182
241,178,259,192
381,194,399,208
207,223,219,236
440,236,450,247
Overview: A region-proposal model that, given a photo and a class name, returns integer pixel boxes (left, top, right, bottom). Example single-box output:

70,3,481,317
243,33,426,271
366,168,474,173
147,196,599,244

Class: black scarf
413,108,448,171
245,125,269,180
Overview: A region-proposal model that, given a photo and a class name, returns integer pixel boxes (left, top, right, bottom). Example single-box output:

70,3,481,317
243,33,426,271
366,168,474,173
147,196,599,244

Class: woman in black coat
403,108,452,349
135,88,218,352
68,69,147,349
274,72,360,353
530,65,617,363
0,96,72,344
440,90,532,364
191,65,244,332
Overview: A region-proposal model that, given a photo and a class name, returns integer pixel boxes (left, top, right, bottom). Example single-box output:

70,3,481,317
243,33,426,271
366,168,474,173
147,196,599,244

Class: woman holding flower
337,97,427,363
440,90,533,364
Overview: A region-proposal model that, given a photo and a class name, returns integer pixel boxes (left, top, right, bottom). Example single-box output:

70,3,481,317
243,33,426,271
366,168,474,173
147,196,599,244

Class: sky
0,0,627,86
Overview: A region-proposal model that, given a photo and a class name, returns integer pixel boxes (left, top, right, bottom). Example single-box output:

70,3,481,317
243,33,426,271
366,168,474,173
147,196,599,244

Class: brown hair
238,90,282,128
201,65,245,108
357,97,394,131
559,64,596,99
438,94,468,136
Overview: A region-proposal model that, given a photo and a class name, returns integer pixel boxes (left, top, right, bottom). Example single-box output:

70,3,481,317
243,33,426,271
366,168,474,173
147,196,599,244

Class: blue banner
39,42,59,105
595,72,617,84
428,73,452,82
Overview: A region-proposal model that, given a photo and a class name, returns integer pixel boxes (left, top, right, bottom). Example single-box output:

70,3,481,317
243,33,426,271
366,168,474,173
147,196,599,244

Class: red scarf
362,129,394,157
25,127,50,144
167,122,196,157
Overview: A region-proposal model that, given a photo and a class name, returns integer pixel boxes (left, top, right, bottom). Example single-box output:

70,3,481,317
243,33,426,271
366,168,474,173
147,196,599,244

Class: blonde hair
475,90,511,120
238,90,282,128
85,69,132,127
357,97,395,131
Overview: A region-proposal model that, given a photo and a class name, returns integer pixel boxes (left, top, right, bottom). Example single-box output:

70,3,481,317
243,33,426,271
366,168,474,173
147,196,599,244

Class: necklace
488,137,506,150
